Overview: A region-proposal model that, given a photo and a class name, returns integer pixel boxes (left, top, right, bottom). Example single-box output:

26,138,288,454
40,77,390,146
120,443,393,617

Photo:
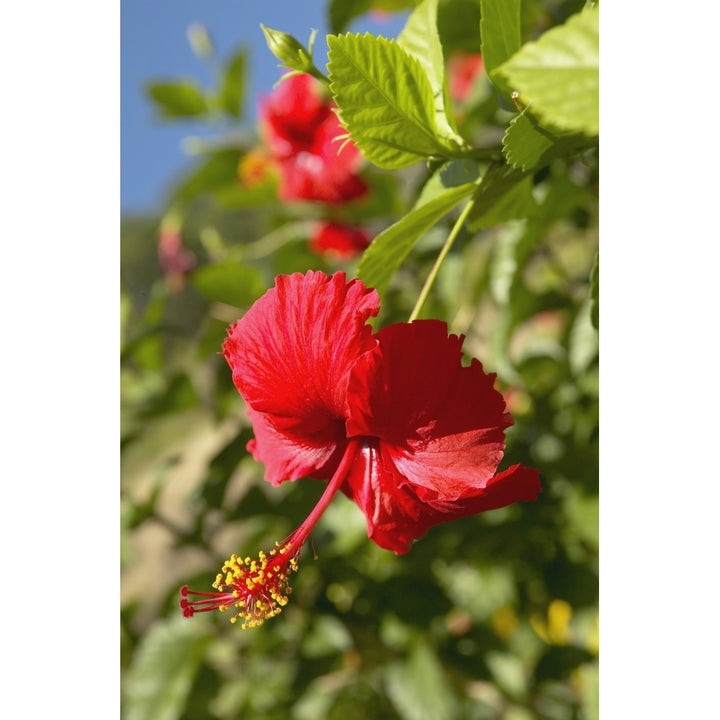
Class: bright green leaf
328,33,458,169
191,260,264,308
503,109,596,171
357,181,477,297
496,6,599,135
218,48,246,118
124,616,212,720
145,81,208,119
480,0,522,100
398,0,462,142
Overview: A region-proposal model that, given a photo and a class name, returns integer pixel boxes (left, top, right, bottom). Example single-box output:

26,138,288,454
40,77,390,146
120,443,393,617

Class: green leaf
496,6,599,135
480,0,522,100
466,161,531,229
328,0,418,33
385,640,458,720
502,109,596,171
145,80,209,119
191,260,264,308
124,616,212,720
327,33,458,169
170,149,242,206
589,250,599,330
437,0,481,54
217,48,246,118
398,0,462,142
328,0,372,33
357,181,477,297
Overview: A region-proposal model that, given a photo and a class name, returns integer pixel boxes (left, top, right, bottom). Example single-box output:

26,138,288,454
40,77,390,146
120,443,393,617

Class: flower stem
290,438,361,549
408,196,477,322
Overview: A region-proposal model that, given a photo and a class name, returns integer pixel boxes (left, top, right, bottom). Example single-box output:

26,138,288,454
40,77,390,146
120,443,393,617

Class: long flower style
181,271,541,627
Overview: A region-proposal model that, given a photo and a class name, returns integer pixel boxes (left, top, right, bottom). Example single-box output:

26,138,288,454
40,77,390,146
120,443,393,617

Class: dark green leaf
357,181,477,297
190,260,264,308
328,0,418,33
437,0,481,54
534,645,596,682
328,33,459,169
466,161,531,229
218,48,246,118
589,250,599,330
480,0,522,101
145,81,209,119
328,0,372,34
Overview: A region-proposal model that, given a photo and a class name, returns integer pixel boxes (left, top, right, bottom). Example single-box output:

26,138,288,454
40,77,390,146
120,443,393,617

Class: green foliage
261,25,327,81
122,2,599,719
357,178,477,299
480,0,522,101
495,5,599,136
328,33,460,169
218,49,246,118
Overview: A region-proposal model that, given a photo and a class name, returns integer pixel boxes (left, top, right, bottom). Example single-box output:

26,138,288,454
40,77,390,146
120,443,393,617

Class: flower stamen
180,438,361,628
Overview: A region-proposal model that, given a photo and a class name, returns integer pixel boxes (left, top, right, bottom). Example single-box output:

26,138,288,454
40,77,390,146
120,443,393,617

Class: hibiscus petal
346,320,512,497
345,441,541,554
224,271,380,483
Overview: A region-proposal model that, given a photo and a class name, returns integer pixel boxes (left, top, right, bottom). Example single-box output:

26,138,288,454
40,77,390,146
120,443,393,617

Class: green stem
408,196,477,322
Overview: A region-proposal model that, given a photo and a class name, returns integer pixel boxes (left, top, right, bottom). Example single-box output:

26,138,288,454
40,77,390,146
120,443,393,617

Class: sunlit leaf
502,109,596,171
495,6,599,135
398,0,462,141
328,33,459,169
480,0,522,100
146,80,209,118
357,181,477,297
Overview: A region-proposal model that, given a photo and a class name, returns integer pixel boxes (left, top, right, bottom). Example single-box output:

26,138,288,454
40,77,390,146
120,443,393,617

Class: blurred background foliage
121,0,598,718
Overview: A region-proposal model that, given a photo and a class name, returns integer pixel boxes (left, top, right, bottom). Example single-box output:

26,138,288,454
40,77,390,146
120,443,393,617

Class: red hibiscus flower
181,271,540,627
448,52,484,103
259,73,368,204
309,221,371,259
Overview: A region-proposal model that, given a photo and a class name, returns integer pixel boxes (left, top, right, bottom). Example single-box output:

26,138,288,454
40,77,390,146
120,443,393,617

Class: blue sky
121,0,408,215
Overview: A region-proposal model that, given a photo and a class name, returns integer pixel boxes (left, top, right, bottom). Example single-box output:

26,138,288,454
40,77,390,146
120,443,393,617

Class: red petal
344,441,540,554
346,320,512,497
224,271,379,484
